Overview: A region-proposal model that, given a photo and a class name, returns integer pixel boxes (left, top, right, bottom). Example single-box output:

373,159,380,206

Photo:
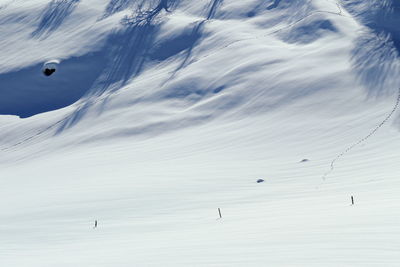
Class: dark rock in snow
257,179,265,183
43,68,56,76
42,60,59,77
300,159,309,163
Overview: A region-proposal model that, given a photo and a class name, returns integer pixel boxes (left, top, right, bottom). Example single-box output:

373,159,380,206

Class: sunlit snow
1,0,400,266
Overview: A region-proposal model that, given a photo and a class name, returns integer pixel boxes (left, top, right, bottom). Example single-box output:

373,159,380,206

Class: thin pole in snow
351,196,354,206
218,208,222,218
94,220,98,228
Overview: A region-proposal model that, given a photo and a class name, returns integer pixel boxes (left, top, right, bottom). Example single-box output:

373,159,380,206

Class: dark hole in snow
257,179,265,183
43,68,56,76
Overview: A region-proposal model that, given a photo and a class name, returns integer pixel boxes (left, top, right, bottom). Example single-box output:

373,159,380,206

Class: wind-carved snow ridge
191,1,346,64
0,0,343,147
323,87,400,180
0,0,341,120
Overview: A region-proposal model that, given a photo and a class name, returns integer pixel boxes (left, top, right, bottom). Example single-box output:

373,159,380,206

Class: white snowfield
1,0,400,266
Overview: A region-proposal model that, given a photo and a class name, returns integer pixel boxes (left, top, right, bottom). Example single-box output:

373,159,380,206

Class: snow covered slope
1,0,400,266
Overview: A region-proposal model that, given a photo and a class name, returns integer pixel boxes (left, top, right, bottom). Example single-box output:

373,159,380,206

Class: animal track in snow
322,87,400,180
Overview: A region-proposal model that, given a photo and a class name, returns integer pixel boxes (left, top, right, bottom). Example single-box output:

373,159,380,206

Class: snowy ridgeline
1,0,400,266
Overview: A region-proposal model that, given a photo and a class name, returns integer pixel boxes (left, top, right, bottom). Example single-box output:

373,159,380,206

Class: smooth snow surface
1,0,400,266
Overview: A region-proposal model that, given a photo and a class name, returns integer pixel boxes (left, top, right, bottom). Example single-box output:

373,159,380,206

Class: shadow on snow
32,0,80,38
343,0,400,96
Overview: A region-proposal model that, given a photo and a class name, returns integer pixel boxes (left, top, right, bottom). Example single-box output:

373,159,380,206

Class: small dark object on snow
300,159,309,163
43,68,56,76
257,179,265,183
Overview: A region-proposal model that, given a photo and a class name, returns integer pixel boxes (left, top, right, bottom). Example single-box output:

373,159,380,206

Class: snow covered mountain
1,0,400,266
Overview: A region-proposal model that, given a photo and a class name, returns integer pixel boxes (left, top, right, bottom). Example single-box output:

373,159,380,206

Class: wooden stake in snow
218,208,222,218
351,196,354,206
